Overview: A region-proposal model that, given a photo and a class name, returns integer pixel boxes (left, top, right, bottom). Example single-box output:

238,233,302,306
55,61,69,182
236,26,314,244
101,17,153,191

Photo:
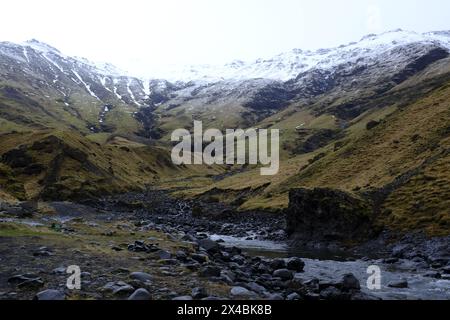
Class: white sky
1,0,449,76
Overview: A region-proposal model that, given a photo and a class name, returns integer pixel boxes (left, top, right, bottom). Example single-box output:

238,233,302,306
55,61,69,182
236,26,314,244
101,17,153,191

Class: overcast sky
1,0,449,75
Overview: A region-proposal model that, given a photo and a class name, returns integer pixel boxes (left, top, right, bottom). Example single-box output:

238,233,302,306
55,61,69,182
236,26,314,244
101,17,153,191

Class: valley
1,29,450,300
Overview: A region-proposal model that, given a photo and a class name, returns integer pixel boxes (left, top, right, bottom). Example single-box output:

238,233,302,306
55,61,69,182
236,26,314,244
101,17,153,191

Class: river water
210,234,450,300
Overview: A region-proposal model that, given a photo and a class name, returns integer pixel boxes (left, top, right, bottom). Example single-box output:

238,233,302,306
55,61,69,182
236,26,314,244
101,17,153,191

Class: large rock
286,188,374,242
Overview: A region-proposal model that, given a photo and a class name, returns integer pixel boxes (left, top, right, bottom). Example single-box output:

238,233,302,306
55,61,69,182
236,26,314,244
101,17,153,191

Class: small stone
320,287,349,300
230,286,256,298
176,251,188,261
191,254,208,264
130,272,153,283
35,289,65,301
158,250,172,260
198,239,220,254
388,280,408,289
128,288,151,300
52,267,67,275
18,278,44,289
287,292,301,300
341,273,360,291
172,296,193,301
198,266,221,278
192,287,208,299
245,282,267,295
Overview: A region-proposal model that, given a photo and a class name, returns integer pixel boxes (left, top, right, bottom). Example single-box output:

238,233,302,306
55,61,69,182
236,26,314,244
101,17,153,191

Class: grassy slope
176,76,450,236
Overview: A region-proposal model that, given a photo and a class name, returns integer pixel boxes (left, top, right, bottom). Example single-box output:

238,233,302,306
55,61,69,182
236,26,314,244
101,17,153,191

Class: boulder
286,188,373,242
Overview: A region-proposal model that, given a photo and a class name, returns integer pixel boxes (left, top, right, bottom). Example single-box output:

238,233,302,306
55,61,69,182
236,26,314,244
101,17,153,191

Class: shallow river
210,234,450,300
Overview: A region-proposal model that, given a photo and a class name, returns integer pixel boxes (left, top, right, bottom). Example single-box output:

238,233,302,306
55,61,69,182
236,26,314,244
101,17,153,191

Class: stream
210,234,450,300
2,202,449,300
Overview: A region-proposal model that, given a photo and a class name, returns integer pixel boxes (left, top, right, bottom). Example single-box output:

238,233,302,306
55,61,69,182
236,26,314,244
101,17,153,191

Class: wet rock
198,266,221,278
388,280,408,288
34,289,65,301
273,269,294,281
341,274,360,292
128,288,151,300
230,286,257,298
286,258,305,272
192,287,208,299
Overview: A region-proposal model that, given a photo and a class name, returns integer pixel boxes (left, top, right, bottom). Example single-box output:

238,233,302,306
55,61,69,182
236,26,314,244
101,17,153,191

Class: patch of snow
43,54,64,73
72,70,100,100
99,76,112,92
142,79,151,97
127,79,141,106
22,47,30,63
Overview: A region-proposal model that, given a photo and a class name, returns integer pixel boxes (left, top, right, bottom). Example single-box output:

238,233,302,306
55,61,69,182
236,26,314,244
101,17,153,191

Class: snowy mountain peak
23,39,61,54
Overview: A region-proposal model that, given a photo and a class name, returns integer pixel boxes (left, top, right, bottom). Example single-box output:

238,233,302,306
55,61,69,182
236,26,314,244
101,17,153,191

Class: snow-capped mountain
148,29,450,82
0,29,450,135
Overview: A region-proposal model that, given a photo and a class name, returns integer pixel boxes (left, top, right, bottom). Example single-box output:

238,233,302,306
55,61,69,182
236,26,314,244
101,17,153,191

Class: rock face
286,188,374,243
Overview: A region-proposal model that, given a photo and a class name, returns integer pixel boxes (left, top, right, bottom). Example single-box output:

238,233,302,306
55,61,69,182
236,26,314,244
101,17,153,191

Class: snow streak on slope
72,70,100,100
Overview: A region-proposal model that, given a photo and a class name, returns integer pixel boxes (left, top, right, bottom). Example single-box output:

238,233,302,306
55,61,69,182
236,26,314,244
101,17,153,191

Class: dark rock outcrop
286,188,374,243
